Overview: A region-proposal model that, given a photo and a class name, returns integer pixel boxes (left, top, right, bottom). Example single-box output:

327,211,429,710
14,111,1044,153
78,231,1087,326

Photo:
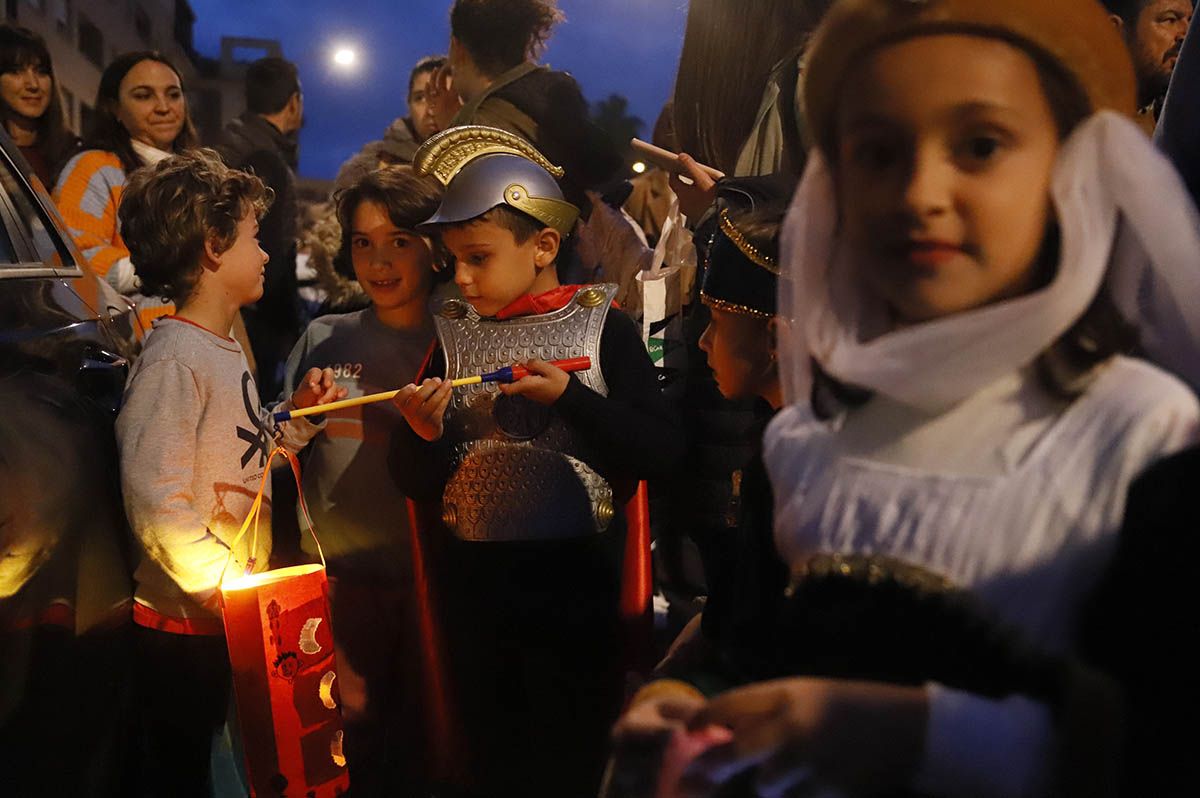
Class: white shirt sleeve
912,683,1054,798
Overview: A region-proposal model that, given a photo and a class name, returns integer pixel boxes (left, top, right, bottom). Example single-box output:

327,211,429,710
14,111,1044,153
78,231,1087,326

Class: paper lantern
220,447,350,797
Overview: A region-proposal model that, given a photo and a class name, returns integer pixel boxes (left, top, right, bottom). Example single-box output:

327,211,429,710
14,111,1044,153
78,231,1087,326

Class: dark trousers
438,535,625,798
327,570,431,797
132,626,231,798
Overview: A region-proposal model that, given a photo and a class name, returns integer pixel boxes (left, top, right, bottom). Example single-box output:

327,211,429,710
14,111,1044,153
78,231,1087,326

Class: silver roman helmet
412,125,580,236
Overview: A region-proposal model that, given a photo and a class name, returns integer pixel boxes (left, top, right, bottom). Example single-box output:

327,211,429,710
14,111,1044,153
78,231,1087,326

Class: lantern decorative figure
220,447,351,797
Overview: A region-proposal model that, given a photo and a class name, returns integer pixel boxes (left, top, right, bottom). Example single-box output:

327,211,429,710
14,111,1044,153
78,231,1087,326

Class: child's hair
724,203,786,265
119,148,272,305
452,204,544,243
450,0,563,77
434,204,577,280
332,165,444,279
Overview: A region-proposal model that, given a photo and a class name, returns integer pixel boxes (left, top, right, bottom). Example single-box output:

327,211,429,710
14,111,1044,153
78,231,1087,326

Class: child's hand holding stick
290,367,347,411
394,378,454,441
275,358,593,426
497,358,571,405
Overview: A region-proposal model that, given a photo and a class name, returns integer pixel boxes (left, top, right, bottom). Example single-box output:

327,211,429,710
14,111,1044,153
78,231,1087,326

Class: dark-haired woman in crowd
53,51,199,332
0,23,79,187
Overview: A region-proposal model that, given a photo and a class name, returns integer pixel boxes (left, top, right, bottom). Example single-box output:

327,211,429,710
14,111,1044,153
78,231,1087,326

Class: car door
0,132,138,796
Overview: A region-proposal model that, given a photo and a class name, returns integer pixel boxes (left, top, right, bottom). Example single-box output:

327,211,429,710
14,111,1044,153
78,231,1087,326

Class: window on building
134,5,151,45
77,13,103,68
52,0,69,34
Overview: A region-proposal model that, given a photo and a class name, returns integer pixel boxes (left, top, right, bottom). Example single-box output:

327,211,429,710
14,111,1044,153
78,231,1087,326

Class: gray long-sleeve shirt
117,316,321,625
282,309,436,580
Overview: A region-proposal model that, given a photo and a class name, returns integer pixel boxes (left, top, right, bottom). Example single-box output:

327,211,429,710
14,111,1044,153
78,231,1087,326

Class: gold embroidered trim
718,207,780,274
701,291,773,319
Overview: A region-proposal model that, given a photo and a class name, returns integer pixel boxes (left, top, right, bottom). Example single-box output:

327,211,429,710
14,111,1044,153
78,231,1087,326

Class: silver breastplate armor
434,284,618,542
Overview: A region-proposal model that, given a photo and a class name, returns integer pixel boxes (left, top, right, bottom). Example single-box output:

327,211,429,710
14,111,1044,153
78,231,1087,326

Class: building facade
4,0,279,145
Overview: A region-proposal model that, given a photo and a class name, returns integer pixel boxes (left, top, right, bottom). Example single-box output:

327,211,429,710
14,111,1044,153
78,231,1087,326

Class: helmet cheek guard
502,183,578,236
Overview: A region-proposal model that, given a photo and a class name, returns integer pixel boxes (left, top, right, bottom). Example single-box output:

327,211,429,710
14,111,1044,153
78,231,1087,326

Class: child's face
350,200,434,312
442,219,554,317
699,305,775,401
216,210,267,306
835,34,1062,324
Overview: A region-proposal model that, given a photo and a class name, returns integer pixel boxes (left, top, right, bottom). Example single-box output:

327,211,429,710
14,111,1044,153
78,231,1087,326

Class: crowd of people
5,0,1200,795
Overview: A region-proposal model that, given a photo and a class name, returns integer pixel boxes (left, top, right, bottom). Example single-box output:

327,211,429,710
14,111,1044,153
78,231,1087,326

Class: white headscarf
777,111,1200,412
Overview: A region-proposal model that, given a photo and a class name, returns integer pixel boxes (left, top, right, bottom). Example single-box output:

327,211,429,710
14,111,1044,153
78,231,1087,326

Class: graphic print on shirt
313,360,369,444
238,371,271,468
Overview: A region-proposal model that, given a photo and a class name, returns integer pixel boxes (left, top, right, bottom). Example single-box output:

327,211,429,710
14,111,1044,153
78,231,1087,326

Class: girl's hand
614,681,707,740
669,152,719,222
291,367,347,410
607,682,708,796
497,359,570,405
678,678,928,798
393,377,453,441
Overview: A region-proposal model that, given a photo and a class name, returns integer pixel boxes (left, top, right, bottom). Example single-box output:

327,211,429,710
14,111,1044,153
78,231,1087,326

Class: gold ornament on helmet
413,125,566,186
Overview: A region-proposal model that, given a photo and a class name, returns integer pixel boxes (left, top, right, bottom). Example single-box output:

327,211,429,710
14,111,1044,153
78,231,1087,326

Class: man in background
217,56,305,401
1106,0,1193,126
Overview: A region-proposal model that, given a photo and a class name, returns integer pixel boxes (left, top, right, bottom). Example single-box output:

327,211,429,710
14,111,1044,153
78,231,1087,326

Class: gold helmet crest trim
413,125,567,186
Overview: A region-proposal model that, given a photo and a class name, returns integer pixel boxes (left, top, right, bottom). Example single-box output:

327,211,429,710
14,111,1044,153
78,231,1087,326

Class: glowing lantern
220,447,350,797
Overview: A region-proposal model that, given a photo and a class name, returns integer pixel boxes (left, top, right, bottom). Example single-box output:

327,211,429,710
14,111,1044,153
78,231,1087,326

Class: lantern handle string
219,446,327,591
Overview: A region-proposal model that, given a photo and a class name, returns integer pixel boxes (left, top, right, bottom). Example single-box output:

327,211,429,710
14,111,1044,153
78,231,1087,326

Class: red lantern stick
273,357,592,423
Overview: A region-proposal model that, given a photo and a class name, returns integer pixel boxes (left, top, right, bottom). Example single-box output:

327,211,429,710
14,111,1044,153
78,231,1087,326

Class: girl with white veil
663,1,1200,796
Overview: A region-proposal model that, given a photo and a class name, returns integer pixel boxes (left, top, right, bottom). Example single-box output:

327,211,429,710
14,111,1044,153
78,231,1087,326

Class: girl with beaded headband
644,0,1200,796
604,179,796,797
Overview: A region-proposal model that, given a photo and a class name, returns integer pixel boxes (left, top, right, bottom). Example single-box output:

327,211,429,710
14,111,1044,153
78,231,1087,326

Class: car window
0,153,74,271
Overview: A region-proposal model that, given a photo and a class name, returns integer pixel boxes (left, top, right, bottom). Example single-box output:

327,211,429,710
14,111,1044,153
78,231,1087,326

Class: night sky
191,0,689,180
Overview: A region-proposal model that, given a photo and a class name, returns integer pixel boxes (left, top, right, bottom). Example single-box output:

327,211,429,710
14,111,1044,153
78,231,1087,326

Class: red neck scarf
493,285,586,320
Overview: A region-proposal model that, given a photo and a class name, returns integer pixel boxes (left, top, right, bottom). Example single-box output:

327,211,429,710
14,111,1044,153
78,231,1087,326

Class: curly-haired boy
115,149,344,794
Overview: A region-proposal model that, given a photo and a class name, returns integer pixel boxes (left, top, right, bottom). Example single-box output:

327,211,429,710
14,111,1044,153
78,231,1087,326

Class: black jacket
216,112,300,333
454,64,624,209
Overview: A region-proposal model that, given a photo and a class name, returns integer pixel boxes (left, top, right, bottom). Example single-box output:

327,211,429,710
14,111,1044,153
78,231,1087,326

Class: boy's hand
497,359,570,406
393,378,453,441
291,367,347,410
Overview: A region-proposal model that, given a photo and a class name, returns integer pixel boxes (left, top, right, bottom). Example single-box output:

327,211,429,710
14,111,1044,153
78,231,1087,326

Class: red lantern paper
220,448,350,797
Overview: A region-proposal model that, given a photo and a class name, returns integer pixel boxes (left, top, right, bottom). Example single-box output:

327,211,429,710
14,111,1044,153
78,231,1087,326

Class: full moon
333,48,357,68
